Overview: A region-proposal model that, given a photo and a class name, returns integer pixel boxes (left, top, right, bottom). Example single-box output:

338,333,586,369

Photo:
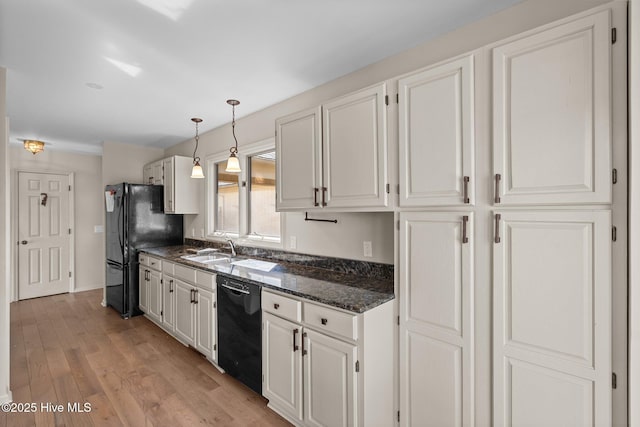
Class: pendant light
22,139,45,155
225,99,241,173
190,117,205,179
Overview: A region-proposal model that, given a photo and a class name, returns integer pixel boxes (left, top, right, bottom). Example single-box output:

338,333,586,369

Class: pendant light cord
230,104,238,155
192,120,200,163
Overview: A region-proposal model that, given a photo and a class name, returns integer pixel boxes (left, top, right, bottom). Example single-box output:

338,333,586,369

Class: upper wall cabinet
143,160,164,185
163,156,200,214
276,83,388,211
492,10,611,205
398,55,475,207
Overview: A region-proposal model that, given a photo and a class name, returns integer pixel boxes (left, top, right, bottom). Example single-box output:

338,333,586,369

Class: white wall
102,141,164,186
629,0,640,425
164,0,612,266
0,67,11,404
9,147,105,293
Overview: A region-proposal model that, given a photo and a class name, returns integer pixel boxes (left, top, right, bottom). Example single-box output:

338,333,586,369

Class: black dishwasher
216,275,262,394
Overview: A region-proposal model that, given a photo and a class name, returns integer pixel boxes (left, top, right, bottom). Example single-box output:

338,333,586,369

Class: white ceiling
1,0,521,155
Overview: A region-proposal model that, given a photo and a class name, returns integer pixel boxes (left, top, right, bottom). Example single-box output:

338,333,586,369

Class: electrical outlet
363,241,373,257
290,236,297,249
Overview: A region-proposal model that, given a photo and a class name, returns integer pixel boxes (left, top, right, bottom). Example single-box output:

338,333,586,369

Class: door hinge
386,183,390,194
397,315,400,325
68,228,72,235
612,372,617,389
160,310,163,316
69,272,72,278
612,28,617,44
612,168,618,184
214,344,217,351
68,185,71,191
160,279,163,284
275,129,277,138
397,411,400,422
213,301,216,309
355,361,360,373
396,220,400,231
612,226,617,242
396,184,400,195
385,95,389,106
396,93,399,104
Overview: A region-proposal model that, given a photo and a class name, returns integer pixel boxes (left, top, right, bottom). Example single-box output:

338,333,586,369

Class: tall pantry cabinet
398,4,626,426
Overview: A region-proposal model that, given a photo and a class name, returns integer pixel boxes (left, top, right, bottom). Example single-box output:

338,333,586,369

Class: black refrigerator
105,183,183,318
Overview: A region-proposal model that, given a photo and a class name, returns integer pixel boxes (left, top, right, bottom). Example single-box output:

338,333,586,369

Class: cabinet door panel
147,270,162,323
323,83,387,208
162,276,176,331
138,269,148,313
263,313,303,421
174,280,195,346
493,10,611,205
195,288,214,359
276,107,322,210
163,157,174,213
399,212,474,427
399,55,474,206
493,210,611,426
304,329,357,427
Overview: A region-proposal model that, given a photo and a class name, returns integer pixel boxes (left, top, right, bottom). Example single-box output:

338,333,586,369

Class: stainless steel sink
180,253,231,264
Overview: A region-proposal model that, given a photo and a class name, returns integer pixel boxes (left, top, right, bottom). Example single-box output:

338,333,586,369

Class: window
207,138,281,244
215,160,239,234
248,151,280,238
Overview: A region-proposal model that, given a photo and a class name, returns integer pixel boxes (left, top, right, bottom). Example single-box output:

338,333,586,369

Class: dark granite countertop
140,245,394,313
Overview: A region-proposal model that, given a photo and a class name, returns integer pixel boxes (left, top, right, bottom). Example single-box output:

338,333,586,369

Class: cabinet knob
274,303,280,310
321,318,328,325
20,240,28,245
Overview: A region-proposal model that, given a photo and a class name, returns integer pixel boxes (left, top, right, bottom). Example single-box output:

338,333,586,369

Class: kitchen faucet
227,239,237,257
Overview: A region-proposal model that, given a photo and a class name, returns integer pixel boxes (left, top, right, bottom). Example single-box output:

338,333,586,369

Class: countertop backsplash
184,238,394,283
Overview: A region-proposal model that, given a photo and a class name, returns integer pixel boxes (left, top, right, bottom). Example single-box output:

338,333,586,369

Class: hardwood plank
10,289,291,427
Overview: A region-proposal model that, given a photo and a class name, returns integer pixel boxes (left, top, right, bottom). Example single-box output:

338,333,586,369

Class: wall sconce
225,99,241,173
190,117,204,179
22,139,45,155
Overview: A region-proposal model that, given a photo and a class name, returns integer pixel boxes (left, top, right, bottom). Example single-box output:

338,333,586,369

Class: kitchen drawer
263,290,301,322
148,256,162,271
174,264,196,284
195,270,215,291
163,261,175,276
303,302,357,341
139,253,149,266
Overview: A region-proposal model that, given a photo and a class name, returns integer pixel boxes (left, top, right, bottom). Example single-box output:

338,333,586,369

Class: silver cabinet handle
221,283,250,295
463,176,470,204
321,187,327,207
321,318,328,325
274,303,280,310
293,328,299,352
494,214,501,243
302,332,308,356
494,174,501,203
313,188,319,207
462,215,469,244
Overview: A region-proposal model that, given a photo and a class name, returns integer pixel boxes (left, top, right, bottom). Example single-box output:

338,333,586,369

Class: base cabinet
138,254,162,325
174,279,196,347
162,275,176,332
262,290,393,427
195,287,215,359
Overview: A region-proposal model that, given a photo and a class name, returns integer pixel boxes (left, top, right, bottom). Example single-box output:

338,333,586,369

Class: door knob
21,240,27,245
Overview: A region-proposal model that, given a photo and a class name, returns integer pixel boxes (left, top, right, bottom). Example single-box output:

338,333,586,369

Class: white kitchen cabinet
162,261,176,332
262,289,393,427
492,10,611,205
275,83,388,211
143,160,164,185
138,254,162,325
147,269,163,324
398,55,475,207
399,212,474,427
263,312,303,420
174,279,196,347
303,329,357,427
493,210,611,426
195,287,215,359
162,156,200,214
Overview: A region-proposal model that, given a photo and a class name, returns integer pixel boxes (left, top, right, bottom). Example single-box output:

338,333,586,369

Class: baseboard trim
0,389,13,404
72,283,104,293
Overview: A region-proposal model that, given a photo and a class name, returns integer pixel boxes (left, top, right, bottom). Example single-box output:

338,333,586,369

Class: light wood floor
1,289,291,427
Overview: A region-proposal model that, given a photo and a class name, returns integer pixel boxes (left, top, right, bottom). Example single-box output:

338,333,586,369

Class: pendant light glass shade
191,160,204,178
226,153,241,173
225,99,241,173
190,117,204,179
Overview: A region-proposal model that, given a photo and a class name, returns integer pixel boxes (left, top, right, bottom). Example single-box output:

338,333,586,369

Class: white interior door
493,210,611,426
399,212,474,427
18,172,71,300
